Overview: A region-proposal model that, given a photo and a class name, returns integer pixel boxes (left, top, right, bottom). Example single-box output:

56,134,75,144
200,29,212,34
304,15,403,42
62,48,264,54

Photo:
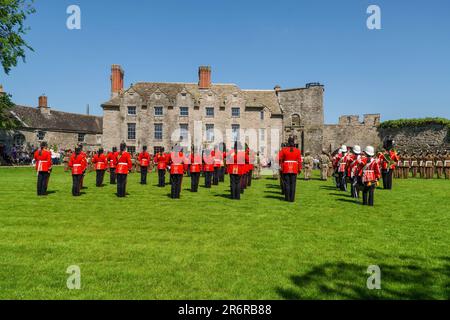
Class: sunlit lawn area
0,166,448,299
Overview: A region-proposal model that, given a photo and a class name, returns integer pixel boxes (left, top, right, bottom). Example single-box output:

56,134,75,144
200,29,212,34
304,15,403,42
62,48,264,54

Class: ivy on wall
379,117,450,140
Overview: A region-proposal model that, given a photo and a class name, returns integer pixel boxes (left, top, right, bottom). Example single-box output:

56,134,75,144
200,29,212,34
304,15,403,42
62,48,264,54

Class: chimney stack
38,95,48,108
111,64,124,97
198,66,211,89
38,95,51,115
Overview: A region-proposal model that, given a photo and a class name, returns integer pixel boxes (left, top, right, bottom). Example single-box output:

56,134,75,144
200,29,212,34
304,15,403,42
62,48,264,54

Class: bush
379,117,450,129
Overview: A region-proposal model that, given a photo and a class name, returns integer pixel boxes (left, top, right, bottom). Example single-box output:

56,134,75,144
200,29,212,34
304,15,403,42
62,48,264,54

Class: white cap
341,145,348,153
353,145,361,154
364,146,375,156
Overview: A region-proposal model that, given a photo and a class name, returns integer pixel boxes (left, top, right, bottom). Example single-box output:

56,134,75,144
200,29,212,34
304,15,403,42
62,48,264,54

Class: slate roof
11,105,103,134
102,82,283,115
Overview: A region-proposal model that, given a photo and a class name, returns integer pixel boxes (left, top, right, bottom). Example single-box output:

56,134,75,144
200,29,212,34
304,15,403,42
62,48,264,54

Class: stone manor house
1,66,381,158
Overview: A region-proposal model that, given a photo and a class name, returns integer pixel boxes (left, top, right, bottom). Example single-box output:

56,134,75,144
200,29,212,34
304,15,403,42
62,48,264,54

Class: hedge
379,117,450,130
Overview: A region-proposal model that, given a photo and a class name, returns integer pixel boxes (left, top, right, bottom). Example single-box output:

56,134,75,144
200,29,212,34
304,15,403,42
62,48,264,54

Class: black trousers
283,173,298,202
219,167,225,182
117,173,127,197
382,169,393,189
37,172,50,196
110,168,116,184
213,167,219,185
362,184,376,206
350,176,360,198
140,166,148,184
338,172,347,191
230,174,241,200
247,170,253,186
158,169,166,187
171,174,183,198
72,174,82,196
280,172,285,195
191,172,200,192
205,171,212,188
96,170,105,187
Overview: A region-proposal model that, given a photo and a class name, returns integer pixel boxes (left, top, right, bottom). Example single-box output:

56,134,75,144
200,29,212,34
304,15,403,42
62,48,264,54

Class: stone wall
379,125,449,152
323,114,382,152
0,129,101,152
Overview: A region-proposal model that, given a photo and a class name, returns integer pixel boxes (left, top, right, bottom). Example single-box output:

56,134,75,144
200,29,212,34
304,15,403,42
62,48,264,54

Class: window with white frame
127,123,136,140
179,124,189,141
231,124,240,141
205,124,214,142
206,107,214,118
127,146,136,154
127,106,137,116
232,107,240,118
154,123,163,140
180,107,189,117
154,106,163,116
259,128,266,143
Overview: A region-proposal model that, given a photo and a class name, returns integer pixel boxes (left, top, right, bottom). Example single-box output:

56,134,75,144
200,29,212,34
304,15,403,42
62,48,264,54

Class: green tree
0,91,20,129
0,0,35,75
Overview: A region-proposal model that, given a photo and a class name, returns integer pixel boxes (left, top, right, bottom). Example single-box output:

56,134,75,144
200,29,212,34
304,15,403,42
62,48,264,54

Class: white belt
39,161,48,163
73,164,81,167
118,162,127,165
284,161,297,163
425,161,433,166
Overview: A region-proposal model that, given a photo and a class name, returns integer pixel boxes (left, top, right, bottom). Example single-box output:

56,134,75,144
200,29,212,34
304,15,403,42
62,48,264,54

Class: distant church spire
86,104,90,115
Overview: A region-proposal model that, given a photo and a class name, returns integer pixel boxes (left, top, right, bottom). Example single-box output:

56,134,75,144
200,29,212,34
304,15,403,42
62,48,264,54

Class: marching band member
425,151,434,179
69,146,86,196
402,152,411,179
348,145,362,198
155,148,168,187
203,148,215,188
411,152,419,178
435,150,444,179
278,143,286,195
337,145,350,191
138,146,151,185
332,148,343,188
227,142,245,200
169,145,185,199
190,147,202,192
34,141,52,196
378,141,399,190
279,137,302,202
240,145,250,192
219,143,226,182
78,144,87,189
116,143,133,197
92,148,107,187
107,147,118,184
212,146,223,186
247,148,255,187
360,146,381,206
443,150,450,179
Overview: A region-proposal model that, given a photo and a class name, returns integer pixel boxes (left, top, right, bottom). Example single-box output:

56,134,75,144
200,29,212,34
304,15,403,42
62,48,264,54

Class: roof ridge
15,104,102,118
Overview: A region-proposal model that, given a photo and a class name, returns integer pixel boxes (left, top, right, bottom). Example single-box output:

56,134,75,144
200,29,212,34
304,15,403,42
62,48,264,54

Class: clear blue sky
1,0,449,123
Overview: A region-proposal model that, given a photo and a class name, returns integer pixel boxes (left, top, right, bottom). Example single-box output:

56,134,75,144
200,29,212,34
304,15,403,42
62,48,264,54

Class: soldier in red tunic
155,148,167,187
279,137,302,202
348,145,363,199
378,139,399,190
34,141,52,196
219,143,226,182
92,148,107,187
203,148,215,188
360,146,381,206
212,146,223,186
138,146,151,185
69,146,87,196
115,143,133,197
169,146,185,199
227,142,245,200
337,145,351,191
107,147,118,184
189,146,202,192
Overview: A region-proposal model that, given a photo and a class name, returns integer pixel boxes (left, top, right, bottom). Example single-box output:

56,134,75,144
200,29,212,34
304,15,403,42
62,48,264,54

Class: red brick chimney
38,95,48,108
198,66,211,89
38,95,51,115
111,64,124,97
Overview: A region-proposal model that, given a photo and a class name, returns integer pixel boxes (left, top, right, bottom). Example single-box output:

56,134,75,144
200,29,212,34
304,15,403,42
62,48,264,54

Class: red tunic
92,154,107,171
203,151,215,172
378,150,400,170
279,147,302,174
107,152,118,169
361,158,381,183
116,152,133,174
190,153,202,173
155,153,168,170
138,152,151,167
169,151,185,175
34,149,52,172
69,153,87,175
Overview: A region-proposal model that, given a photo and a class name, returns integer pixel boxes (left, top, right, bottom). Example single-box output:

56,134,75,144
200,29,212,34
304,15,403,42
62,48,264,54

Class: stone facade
323,114,382,152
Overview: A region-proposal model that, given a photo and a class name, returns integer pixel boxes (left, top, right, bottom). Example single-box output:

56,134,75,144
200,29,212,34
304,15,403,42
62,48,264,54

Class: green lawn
0,167,448,300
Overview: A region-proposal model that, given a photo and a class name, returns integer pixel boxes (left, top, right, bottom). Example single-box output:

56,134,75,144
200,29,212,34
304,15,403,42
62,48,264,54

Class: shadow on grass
276,256,450,299
335,198,359,204
319,186,338,190
214,194,232,200
264,195,285,201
